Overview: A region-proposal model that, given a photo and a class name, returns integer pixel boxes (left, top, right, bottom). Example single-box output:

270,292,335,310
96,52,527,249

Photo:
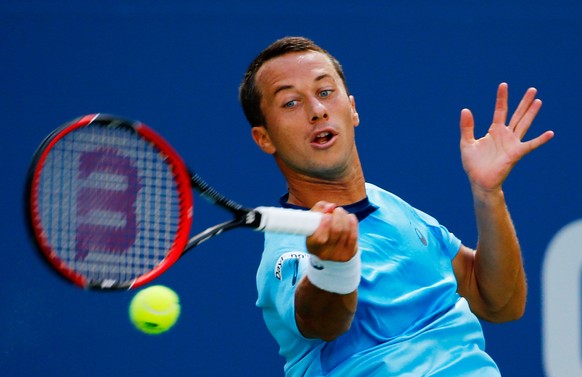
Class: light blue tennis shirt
256,183,501,376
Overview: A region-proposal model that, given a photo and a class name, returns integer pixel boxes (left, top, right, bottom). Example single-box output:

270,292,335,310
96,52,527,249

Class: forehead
255,51,338,96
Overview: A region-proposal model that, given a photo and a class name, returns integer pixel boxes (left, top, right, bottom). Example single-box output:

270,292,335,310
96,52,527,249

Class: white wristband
306,249,361,294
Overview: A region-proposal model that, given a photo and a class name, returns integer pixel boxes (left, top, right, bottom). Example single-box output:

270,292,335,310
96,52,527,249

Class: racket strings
36,125,183,285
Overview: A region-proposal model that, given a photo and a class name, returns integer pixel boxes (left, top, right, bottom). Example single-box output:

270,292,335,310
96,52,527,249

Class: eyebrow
272,73,332,97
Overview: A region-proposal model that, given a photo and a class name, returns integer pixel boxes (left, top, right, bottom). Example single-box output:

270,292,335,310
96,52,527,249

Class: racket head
26,114,193,290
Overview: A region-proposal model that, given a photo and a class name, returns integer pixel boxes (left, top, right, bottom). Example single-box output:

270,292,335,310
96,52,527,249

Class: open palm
460,83,554,192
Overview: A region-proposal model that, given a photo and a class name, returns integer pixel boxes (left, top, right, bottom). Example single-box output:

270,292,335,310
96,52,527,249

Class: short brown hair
239,36,349,127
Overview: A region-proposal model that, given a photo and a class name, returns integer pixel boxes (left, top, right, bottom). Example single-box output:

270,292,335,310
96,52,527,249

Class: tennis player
239,36,554,376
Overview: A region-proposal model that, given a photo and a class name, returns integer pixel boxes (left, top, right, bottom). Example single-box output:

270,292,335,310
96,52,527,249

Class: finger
327,207,350,242
309,208,355,260
311,201,336,214
492,82,509,125
521,130,555,155
459,108,475,144
514,98,542,140
508,87,538,132
310,207,347,246
306,213,332,255
345,214,359,253
329,211,359,260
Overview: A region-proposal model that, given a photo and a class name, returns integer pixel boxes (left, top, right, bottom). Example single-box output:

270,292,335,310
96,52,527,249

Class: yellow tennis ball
129,285,181,335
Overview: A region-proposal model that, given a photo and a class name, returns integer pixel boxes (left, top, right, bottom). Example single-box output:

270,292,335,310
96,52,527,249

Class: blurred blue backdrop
1,1,580,376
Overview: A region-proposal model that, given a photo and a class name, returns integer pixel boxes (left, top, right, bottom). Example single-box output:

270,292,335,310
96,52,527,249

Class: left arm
453,189,527,323
452,83,554,323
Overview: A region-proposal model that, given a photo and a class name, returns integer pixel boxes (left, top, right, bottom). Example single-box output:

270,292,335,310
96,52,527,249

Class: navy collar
279,194,378,221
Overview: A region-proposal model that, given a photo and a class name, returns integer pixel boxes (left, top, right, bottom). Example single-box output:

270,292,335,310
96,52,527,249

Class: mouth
311,130,336,146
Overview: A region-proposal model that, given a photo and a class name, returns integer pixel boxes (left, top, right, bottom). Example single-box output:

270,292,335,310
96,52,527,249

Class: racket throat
183,213,255,254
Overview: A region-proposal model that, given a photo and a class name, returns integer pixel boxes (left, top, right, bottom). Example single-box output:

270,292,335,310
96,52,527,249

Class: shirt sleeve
413,207,462,260
256,232,311,339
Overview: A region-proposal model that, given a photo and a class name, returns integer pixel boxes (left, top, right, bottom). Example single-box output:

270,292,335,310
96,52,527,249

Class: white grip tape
255,206,322,235
307,249,361,294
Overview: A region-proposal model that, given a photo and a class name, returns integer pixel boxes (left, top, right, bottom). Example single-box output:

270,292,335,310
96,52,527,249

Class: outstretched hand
460,83,554,193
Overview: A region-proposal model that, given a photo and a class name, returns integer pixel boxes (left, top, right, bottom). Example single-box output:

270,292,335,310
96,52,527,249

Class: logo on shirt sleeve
415,227,428,246
274,252,309,284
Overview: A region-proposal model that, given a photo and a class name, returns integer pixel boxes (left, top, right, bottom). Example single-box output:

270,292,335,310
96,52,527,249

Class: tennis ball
129,285,181,335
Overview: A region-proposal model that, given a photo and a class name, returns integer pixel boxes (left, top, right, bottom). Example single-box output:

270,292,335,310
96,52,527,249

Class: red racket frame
27,114,194,289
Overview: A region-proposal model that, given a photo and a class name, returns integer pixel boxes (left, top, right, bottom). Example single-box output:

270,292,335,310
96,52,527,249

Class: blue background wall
2,1,580,376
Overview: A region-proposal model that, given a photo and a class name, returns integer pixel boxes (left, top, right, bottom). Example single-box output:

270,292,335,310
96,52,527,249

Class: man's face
252,51,360,181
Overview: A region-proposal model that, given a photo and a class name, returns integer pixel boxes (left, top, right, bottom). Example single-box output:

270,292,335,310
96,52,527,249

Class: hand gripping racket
26,114,322,290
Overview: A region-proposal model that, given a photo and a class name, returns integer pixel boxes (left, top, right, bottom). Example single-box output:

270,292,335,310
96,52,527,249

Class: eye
283,100,297,108
319,89,333,98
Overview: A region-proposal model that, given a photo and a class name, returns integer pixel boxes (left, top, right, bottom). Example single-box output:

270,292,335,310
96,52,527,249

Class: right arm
294,202,359,341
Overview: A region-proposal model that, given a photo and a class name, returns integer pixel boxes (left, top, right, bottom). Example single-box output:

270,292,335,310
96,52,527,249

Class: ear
350,95,360,127
251,126,276,154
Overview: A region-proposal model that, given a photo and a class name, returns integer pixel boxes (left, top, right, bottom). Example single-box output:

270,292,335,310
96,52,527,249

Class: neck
280,158,367,208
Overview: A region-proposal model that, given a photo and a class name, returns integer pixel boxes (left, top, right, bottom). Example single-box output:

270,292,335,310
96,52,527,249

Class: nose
309,98,329,123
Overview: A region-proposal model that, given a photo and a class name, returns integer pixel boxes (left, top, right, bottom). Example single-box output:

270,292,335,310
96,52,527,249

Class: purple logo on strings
75,148,140,260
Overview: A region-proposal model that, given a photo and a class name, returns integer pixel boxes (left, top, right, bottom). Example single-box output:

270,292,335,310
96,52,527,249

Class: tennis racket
26,114,322,290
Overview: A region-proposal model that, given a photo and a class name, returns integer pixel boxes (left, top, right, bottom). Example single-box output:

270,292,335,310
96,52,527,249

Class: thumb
460,108,475,144
311,201,337,214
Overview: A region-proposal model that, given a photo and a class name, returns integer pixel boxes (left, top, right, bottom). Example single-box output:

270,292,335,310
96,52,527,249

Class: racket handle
254,207,322,236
